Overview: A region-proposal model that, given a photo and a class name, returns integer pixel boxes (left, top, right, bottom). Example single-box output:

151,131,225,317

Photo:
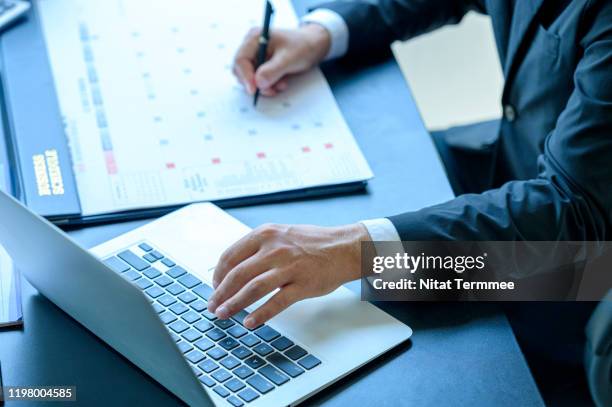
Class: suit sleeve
315,0,486,60
387,1,612,242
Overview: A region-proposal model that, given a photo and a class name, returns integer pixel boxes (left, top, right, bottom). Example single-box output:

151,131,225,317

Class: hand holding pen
232,2,331,104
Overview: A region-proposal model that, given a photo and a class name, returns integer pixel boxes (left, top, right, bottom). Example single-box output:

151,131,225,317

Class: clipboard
0,1,371,226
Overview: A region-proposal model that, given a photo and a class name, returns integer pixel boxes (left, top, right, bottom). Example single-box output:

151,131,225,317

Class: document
37,0,373,216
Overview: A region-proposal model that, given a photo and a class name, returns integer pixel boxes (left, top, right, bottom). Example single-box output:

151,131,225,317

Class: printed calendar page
36,0,373,216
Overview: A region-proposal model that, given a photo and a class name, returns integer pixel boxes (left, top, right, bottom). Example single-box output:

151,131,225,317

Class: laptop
0,190,412,406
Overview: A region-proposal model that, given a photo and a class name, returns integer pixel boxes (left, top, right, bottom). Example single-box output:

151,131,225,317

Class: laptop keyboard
103,242,321,406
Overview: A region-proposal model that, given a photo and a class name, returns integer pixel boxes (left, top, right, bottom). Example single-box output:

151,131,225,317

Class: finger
259,87,278,97
254,50,291,90
244,284,302,328
273,79,289,93
233,58,257,94
213,231,261,288
208,251,271,313
232,28,260,93
214,270,288,320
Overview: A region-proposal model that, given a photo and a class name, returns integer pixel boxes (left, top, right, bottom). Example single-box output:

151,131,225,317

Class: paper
37,0,373,216
0,245,22,328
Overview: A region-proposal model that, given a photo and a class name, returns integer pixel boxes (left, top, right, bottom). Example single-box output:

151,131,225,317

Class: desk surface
0,1,543,405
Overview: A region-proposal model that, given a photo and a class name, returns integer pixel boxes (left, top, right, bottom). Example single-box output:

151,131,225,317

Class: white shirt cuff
360,218,402,242
301,9,349,60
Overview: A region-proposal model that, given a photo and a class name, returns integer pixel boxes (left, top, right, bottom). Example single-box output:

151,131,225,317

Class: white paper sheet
37,0,373,216
0,244,21,327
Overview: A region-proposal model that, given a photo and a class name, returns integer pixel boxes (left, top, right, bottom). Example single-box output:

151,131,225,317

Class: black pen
253,0,274,107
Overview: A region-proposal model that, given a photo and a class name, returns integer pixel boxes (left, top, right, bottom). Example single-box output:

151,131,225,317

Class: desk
0,1,543,405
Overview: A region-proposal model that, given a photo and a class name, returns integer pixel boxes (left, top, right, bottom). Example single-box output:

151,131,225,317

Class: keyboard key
240,334,261,347
238,388,259,403
255,326,280,342
170,333,180,342
227,325,248,338
162,258,176,267
232,310,261,330
199,375,215,388
231,346,253,360
178,291,197,304
206,328,226,341
207,347,228,360
178,273,202,289
195,338,215,352
135,278,153,290
220,355,241,370
152,302,164,313
213,385,230,398
167,266,187,279
298,354,321,370
150,250,164,260
253,343,274,357
158,294,177,307
123,270,142,282
154,275,173,287
227,395,245,407
182,329,202,342
194,320,213,333
143,267,162,279
118,250,150,271
103,257,130,273
198,359,219,374
234,365,254,380
215,319,235,329
244,355,265,370
182,311,201,324
211,368,232,383
246,374,274,394
267,353,304,378
169,303,189,315
160,312,177,325
191,300,207,312
285,345,307,361
169,320,189,334
192,283,214,301
202,310,218,321
225,378,246,393
231,310,250,325
139,243,153,252
271,336,294,351
167,283,186,296
185,350,206,364
145,286,164,299
191,364,202,377
259,365,290,386
177,341,193,354
143,253,157,263
219,337,239,351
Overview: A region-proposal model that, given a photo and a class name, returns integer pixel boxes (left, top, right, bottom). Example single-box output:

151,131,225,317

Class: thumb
254,51,292,89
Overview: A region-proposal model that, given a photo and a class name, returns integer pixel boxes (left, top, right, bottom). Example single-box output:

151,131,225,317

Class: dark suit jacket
321,0,612,242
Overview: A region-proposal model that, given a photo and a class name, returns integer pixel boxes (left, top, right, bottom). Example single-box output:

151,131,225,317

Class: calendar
37,0,373,216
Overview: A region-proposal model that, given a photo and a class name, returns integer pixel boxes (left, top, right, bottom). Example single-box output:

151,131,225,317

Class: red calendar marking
324,143,334,149
301,146,311,153
104,151,117,175
166,162,176,170
257,152,266,159
212,157,221,164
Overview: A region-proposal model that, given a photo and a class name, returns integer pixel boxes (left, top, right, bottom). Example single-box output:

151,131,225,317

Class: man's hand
233,24,331,97
208,223,371,329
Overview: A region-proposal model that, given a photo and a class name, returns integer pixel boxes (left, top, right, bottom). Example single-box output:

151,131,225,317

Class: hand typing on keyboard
208,223,371,328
